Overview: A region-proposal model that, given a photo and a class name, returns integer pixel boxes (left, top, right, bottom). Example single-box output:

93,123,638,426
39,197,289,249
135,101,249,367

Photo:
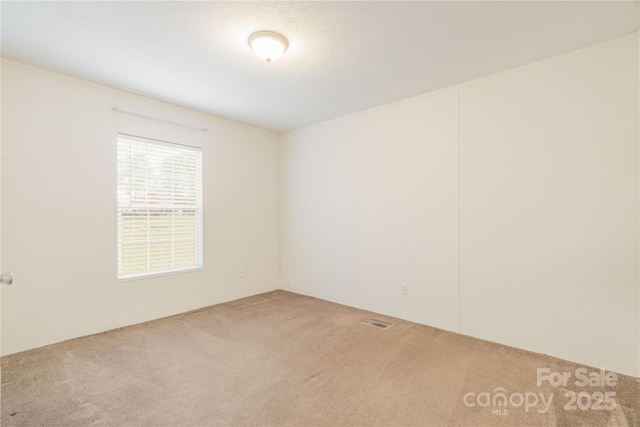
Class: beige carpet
1,290,638,426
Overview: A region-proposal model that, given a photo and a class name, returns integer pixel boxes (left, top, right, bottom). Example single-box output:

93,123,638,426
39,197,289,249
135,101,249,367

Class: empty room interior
1,1,640,426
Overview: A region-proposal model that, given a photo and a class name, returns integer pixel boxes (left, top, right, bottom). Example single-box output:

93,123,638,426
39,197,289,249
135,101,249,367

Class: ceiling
1,1,638,133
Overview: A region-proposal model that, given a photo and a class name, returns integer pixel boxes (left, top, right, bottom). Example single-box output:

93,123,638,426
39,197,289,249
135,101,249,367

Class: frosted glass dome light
249,31,288,63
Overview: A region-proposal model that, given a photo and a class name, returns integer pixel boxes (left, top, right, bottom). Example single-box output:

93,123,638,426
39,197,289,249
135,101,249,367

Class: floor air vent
362,319,391,329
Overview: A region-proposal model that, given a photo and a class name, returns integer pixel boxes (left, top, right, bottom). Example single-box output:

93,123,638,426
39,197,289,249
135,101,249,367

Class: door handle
1,272,13,285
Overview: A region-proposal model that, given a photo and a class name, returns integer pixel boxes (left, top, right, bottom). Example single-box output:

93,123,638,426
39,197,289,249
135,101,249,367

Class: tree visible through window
117,134,203,279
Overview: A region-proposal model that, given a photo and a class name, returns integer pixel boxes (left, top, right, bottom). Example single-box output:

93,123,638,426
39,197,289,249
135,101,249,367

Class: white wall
1,59,280,355
280,35,640,377
458,35,639,376
354,90,459,331
280,118,355,305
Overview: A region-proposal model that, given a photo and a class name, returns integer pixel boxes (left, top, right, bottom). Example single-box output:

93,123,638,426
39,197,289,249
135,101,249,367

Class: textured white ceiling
2,1,638,132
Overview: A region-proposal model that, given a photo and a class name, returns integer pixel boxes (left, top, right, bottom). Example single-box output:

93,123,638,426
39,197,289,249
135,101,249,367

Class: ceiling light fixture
249,31,288,63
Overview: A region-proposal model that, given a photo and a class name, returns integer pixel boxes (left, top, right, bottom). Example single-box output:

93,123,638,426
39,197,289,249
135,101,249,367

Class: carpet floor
1,290,638,426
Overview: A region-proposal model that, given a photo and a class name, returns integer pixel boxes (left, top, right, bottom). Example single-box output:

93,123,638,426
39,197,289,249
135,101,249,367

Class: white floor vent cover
362,319,391,329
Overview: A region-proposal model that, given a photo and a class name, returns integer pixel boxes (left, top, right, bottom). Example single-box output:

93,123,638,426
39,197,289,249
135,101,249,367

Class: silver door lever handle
1,273,13,285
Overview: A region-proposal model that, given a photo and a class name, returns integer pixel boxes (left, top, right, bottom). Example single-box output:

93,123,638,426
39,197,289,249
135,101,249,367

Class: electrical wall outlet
401,282,408,295
239,268,245,278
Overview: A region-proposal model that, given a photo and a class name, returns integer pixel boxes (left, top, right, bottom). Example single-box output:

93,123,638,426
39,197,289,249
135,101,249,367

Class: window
117,134,203,279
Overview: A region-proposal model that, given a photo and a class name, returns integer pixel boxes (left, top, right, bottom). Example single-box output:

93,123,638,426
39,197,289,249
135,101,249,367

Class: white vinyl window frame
117,133,203,280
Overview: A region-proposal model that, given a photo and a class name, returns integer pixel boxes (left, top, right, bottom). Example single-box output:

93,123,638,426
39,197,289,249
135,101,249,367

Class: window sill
118,266,203,283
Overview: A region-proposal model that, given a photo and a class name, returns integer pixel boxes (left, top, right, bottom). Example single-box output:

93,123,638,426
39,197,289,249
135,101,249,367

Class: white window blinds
117,134,203,279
